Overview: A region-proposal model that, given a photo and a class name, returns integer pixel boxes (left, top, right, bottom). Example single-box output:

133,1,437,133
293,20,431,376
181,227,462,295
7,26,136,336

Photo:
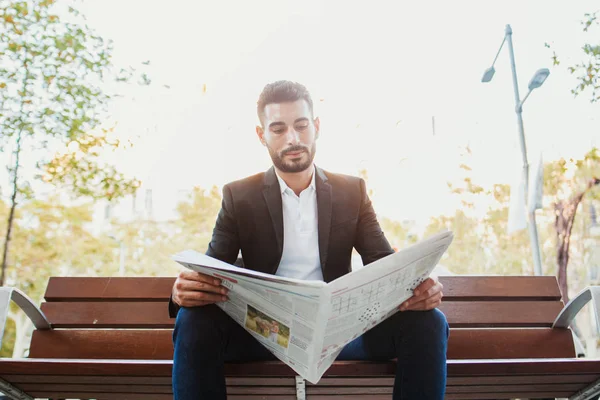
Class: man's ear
256,125,266,146
314,117,321,139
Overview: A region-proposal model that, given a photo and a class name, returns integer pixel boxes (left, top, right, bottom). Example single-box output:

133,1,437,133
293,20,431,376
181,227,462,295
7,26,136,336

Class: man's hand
399,277,443,311
172,270,229,307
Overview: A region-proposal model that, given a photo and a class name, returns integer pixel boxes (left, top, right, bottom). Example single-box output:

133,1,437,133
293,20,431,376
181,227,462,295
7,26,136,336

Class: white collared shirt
274,166,324,281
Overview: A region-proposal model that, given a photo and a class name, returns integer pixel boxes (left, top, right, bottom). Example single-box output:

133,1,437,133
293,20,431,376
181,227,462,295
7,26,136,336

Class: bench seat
0,275,599,400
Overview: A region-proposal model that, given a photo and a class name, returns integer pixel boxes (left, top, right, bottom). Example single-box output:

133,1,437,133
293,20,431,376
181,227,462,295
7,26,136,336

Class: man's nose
286,129,301,145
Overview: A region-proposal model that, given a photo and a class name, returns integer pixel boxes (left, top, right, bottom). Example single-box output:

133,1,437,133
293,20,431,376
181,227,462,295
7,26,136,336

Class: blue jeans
172,304,449,399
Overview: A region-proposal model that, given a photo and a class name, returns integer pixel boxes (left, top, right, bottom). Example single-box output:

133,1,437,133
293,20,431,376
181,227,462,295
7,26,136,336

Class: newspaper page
173,230,453,383
313,231,454,380
173,251,328,379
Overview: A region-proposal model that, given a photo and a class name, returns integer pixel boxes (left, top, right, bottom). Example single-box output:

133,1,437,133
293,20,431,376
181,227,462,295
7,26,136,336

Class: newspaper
172,230,453,384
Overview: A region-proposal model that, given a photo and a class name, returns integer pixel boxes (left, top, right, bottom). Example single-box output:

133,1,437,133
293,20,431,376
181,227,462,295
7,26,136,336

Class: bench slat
2,359,600,377
29,328,575,360
43,276,562,302
8,374,599,386
440,276,562,301
444,393,574,400
41,302,174,328
19,391,590,400
28,394,294,400
40,300,564,328
19,382,588,395
20,383,296,395
445,383,586,394
44,277,174,302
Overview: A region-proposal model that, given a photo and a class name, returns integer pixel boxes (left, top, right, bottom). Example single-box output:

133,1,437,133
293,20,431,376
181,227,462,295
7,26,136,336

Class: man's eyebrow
268,121,286,129
268,118,309,128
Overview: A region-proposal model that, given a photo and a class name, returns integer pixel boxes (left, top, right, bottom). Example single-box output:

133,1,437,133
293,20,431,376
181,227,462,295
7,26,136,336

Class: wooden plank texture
44,277,174,302
29,394,294,400
444,393,574,400
41,302,174,328
16,385,589,400
28,328,576,360
440,276,562,301
40,300,564,328
27,394,177,400
20,383,297,395
446,328,575,359
22,392,582,400
442,301,563,327
443,383,585,393
43,276,562,302
6,373,598,387
4,359,599,378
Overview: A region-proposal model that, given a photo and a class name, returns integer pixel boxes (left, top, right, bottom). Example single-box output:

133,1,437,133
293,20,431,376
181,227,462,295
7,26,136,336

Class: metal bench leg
553,286,600,334
0,377,34,400
570,376,600,400
0,287,51,349
295,376,306,400
0,288,50,399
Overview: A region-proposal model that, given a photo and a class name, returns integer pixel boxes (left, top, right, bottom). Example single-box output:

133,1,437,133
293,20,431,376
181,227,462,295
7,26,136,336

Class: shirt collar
275,165,316,195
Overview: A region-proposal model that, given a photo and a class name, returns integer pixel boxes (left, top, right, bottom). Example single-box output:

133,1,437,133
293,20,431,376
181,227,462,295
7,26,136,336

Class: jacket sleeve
169,184,241,318
354,178,395,266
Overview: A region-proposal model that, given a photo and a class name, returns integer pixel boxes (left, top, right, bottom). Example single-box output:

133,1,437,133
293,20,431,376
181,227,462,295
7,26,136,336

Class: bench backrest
29,276,575,360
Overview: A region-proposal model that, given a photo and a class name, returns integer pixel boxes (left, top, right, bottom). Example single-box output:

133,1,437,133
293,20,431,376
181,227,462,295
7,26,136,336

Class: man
170,80,448,400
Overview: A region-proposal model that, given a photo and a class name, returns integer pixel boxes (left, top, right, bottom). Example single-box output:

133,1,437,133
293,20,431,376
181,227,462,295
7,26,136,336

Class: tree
545,10,600,299
0,195,117,356
544,149,600,302
174,185,223,251
428,146,600,304
0,0,149,285
107,186,223,278
549,11,600,102
424,147,533,276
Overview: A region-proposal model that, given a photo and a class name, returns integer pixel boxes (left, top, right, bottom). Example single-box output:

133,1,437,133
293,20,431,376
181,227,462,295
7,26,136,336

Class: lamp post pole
505,24,544,276
482,24,548,276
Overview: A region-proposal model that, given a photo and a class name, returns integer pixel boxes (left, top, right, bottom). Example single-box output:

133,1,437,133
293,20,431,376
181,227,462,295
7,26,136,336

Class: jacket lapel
262,167,284,268
315,166,332,272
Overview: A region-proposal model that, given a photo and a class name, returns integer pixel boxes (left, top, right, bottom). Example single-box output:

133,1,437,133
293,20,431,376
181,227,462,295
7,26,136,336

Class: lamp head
481,66,496,83
528,68,550,90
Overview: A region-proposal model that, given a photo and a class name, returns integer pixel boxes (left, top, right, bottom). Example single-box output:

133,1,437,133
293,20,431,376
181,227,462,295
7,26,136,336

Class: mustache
281,145,309,156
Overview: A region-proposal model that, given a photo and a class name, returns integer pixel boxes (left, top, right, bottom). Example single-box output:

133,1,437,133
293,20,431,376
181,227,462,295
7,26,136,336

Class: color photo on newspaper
245,304,290,349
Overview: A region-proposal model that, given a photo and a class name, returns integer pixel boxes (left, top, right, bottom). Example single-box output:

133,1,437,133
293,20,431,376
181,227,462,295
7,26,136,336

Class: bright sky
26,1,600,227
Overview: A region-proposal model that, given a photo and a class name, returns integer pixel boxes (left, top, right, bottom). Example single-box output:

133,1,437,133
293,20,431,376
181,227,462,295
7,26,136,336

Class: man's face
256,100,319,173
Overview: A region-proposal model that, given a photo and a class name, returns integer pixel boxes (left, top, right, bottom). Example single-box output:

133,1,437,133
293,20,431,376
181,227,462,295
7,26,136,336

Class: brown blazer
169,166,394,317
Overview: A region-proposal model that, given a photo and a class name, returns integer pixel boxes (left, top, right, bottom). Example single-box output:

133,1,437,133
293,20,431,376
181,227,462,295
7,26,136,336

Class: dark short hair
257,80,314,124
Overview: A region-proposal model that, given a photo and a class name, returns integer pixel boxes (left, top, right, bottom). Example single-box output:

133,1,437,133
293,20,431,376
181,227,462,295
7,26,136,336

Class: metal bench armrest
553,286,600,333
0,287,51,348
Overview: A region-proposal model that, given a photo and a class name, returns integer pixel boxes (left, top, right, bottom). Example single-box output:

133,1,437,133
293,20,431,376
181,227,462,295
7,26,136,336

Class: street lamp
481,24,550,276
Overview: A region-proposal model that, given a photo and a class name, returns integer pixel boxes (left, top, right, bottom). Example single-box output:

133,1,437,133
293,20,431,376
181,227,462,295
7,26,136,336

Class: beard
267,142,316,173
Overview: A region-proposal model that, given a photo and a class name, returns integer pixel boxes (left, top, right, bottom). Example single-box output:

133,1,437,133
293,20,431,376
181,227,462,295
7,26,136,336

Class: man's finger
400,285,443,311
413,278,436,296
182,291,228,304
179,270,221,285
179,299,209,307
179,299,219,308
179,280,228,295
405,292,443,311
401,283,442,309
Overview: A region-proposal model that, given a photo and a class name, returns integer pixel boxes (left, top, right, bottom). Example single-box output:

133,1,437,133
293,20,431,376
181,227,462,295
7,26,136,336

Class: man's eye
296,124,308,130
273,129,284,134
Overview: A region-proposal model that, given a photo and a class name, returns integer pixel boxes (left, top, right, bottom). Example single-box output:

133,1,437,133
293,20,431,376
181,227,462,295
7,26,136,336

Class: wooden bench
0,276,599,400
